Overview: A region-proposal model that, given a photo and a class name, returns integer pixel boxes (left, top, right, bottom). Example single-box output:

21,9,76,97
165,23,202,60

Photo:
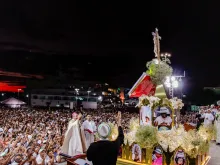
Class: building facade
30,88,99,109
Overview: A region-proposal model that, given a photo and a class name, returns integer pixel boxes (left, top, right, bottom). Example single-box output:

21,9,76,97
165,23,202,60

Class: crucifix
152,28,161,62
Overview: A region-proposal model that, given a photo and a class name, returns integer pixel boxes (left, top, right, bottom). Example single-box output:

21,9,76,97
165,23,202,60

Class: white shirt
36,155,45,165
33,152,37,158
8,128,13,133
154,116,172,126
37,140,42,145
82,120,94,133
203,113,214,126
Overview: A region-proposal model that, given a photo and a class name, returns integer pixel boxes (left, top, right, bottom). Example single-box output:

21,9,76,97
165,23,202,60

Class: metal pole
87,92,89,102
169,86,174,98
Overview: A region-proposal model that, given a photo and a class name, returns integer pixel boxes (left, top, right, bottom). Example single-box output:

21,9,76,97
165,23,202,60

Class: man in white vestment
82,115,96,149
61,112,87,157
154,107,172,131
202,109,214,127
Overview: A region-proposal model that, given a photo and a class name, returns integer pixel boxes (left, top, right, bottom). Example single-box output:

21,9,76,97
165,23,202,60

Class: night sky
0,1,220,95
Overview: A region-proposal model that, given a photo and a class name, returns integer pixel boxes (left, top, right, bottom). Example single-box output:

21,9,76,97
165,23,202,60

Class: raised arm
115,111,124,146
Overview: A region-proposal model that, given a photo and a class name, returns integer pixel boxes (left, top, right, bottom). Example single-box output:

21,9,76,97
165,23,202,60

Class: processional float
66,29,212,165
116,28,212,165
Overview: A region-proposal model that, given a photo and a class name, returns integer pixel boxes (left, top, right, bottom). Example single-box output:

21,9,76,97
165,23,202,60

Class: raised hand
117,111,122,126
77,113,82,120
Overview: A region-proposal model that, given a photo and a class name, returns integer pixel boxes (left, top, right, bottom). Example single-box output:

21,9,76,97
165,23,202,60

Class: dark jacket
87,126,124,165
196,114,204,129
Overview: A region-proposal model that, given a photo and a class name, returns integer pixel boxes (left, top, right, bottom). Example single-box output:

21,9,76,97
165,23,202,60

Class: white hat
159,107,170,114
155,148,162,154
97,123,111,139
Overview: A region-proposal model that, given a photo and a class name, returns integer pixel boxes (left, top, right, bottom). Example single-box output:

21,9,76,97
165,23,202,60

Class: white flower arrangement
123,120,211,157
170,97,184,110
124,131,136,146
157,125,186,152
136,95,160,108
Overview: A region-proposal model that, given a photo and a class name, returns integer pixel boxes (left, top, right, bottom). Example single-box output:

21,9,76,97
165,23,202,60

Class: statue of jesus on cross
152,28,161,62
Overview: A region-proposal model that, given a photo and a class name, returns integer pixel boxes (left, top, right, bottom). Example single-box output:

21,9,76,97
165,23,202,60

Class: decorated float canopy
1,97,26,108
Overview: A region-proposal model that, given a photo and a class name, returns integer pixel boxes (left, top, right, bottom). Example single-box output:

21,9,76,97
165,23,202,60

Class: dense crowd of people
180,112,198,126
0,105,219,165
0,108,138,164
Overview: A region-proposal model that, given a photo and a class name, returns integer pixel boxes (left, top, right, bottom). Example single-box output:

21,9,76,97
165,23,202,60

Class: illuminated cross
152,28,161,61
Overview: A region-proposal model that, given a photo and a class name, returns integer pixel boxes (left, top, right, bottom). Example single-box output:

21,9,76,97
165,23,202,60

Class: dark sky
0,1,220,92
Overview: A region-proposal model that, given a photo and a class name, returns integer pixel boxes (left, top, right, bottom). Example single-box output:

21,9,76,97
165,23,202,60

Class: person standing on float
82,115,96,149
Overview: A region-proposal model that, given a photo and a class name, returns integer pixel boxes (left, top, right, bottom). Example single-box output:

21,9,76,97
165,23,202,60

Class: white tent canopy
1,97,26,108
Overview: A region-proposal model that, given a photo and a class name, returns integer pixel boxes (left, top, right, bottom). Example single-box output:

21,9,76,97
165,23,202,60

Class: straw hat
97,123,111,139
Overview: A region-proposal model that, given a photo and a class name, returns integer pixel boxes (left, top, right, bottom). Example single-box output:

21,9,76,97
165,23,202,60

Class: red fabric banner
129,74,156,97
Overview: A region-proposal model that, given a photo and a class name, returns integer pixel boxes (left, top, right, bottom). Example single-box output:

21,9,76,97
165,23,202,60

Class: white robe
216,113,220,143
82,120,96,149
61,119,86,156
203,113,214,127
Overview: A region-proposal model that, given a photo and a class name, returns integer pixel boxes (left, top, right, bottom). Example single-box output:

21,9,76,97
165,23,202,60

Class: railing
61,154,88,165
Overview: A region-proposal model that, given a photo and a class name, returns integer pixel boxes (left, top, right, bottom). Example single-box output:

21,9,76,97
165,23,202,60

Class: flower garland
137,95,183,112
146,59,173,85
